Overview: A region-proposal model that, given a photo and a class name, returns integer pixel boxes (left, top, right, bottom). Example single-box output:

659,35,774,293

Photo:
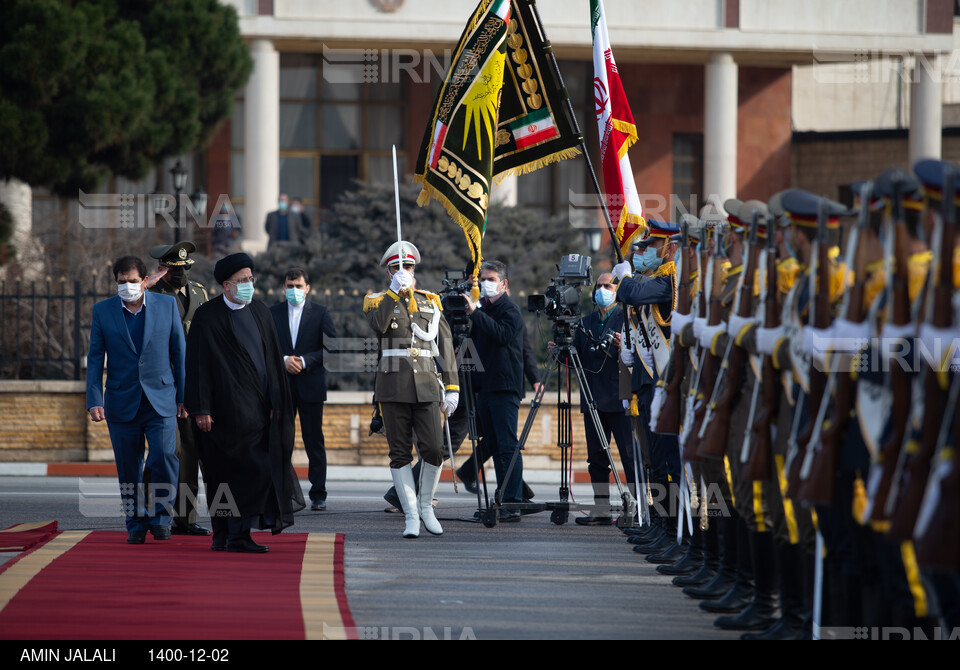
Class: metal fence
0,277,375,389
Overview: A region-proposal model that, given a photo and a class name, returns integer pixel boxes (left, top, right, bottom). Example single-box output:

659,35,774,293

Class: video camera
440,268,472,345
528,254,592,320
528,254,592,345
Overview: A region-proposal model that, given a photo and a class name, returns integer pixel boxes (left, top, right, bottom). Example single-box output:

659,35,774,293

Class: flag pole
524,0,623,263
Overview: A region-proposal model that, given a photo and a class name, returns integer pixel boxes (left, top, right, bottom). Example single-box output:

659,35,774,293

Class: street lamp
584,228,603,255
170,160,188,243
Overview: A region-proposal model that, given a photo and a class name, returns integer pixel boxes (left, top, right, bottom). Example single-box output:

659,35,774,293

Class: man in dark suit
264,193,310,247
86,255,187,544
270,267,338,511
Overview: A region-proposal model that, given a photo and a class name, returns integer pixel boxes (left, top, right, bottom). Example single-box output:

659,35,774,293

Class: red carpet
0,521,58,552
0,531,356,640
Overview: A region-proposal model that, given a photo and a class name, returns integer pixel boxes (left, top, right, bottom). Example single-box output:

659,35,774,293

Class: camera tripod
476,321,638,528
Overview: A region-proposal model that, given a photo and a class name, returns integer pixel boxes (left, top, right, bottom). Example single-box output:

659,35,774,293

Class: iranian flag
591,0,645,257
508,108,559,150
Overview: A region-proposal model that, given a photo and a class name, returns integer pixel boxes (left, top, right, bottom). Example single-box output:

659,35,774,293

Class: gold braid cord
650,261,677,327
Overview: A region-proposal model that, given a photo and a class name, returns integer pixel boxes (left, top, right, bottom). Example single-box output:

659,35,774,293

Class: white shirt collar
121,290,146,315
224,294,246,311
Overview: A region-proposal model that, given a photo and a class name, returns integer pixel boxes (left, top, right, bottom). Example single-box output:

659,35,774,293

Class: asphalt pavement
0,475,740,640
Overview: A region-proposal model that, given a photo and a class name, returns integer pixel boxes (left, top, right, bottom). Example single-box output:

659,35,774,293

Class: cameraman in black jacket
462,260,526,521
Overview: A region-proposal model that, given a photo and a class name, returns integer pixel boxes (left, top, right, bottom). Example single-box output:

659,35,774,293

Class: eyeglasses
232,276,256,285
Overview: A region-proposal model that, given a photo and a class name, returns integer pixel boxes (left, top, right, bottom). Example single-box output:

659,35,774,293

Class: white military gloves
611,261,632,282
389,269,413,294
442,391,459,416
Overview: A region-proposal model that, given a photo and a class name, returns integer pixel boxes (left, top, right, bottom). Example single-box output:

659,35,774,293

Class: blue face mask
233,281,254,304
278,200,288,212
640,246,663,272
285,287,305,306
633,246,663,273
595,287,615,307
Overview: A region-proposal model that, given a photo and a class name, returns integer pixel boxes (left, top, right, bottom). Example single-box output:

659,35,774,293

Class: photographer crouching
461,260,526,522
548,272,636,525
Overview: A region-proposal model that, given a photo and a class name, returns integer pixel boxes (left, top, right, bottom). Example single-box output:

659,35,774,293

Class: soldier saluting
148,241,210,537
364,241,459,538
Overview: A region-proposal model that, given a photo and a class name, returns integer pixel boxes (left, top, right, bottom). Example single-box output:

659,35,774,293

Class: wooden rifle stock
869,216,913,522
887,170,956,540
914,375,960,569
800,186,873,504
699,215,762,459
743,230,781,481
786,212,832,499
656,222,692,435
683,243,721,462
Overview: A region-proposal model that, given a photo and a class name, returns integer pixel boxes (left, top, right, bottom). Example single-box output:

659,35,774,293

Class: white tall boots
390,462,444,538
391,465,420,538
418,462,444,536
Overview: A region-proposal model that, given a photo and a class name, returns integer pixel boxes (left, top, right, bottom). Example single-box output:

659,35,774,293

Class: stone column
242,39,279,254
909,53,942,164
704,52,738,213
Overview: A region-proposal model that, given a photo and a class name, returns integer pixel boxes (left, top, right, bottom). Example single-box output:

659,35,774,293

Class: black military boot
743,541,807,640
715,530,778,631
658,523,703,575
699,516,754,613
685,513,738,600
674,517,719,587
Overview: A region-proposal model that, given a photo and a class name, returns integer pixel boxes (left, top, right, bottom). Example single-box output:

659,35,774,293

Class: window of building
230,52,407,229
515,60,592,218
672,133,703,220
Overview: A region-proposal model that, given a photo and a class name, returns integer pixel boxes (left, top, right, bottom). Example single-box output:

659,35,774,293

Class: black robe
185,295,304,533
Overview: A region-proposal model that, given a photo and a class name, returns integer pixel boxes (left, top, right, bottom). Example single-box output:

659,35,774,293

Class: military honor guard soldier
148,241,211,536
364,241,459,538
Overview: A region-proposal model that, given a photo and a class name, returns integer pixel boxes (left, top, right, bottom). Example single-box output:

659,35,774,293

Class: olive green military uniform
364,288,458,468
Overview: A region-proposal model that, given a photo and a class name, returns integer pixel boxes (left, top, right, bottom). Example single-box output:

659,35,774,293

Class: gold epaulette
363,291,386,312
829,260,848,305
415,289,443,311
907,250,933,304
777,258,802,295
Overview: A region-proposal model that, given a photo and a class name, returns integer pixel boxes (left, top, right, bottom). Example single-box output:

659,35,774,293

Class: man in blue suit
86,255,187,544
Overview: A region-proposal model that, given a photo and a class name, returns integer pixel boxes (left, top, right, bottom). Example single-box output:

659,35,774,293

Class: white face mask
117,282,143,303
479,279,501,299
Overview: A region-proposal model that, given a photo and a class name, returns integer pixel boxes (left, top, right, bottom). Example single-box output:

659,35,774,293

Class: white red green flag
591,0,645,257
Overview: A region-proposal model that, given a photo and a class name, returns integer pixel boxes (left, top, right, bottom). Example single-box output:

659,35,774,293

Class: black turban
214,252,255,284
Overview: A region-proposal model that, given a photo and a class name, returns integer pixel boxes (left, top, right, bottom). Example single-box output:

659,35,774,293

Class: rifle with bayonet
683,223,725,461
866,173,916,523
786,198,833,499
698,211,763,459
799,183,873,504
742,215,780,481
887,163,958,540
656,220,693,435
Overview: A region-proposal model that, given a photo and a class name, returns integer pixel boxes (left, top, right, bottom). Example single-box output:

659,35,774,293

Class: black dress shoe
632,533,674,554
699,582,754,614
673,562,717,588
149,525,171,540
311,500,327,511
456,468,479,494
683,569,736,600
646,543,685,564
656,548,702,575
172,522,212,536
127,531,146,545
211,541,226,552
226,536,269,553
499,509,521,522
